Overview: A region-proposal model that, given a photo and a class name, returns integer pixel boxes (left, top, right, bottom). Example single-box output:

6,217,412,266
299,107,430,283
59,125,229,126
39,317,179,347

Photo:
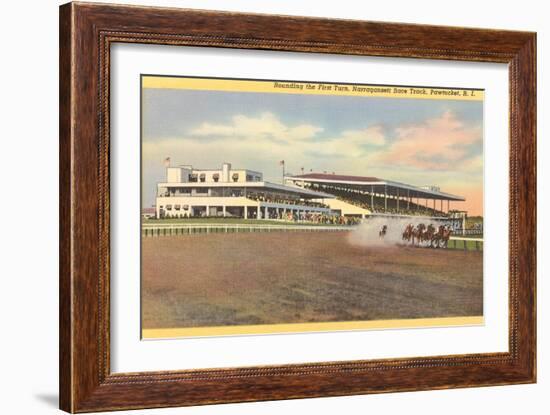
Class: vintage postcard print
140,76,484,339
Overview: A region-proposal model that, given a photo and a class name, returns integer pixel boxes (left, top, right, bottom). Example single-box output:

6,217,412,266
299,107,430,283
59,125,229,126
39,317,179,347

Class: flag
164,157,171,167
279,160,285,166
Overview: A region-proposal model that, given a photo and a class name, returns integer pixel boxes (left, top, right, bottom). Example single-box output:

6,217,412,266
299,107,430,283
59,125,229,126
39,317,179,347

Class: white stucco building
155,163,334,219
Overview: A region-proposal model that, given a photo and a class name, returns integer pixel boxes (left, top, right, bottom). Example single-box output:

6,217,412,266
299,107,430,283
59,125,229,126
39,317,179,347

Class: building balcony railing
158,193,330,209
246,195,329,209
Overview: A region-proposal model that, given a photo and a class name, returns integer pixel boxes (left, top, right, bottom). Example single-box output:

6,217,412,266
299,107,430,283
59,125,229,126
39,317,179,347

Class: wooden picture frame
59,2,536,412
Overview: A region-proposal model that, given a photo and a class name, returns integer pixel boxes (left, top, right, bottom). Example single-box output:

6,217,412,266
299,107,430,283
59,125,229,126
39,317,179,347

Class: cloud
341,126,386,146
460,155,484,173
183,112,386,160
191,112,323,142
375,110,482,170
144,111,482,178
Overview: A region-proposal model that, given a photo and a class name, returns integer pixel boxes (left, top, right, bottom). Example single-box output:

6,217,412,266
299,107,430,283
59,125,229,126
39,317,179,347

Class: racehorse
424,224,437,247
411,223,426,246
379,225,388,239
432,225,453,248
413,223,436,247
402,223,414,244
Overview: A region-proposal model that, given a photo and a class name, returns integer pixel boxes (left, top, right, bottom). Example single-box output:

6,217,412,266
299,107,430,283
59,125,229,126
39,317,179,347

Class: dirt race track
142,231,483,330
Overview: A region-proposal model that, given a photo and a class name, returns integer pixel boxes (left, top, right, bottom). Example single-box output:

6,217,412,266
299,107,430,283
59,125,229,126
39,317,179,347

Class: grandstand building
285,173,465,218
155,163,334,219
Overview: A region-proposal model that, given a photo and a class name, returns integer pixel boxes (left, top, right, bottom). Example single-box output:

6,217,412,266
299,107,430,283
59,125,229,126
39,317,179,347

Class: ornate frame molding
60,2,536,412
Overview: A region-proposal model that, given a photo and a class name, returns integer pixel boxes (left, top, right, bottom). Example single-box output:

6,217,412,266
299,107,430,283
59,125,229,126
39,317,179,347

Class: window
213,173,220,182
188,174,198,182
232,173,239,182
199,173,206,182
166,205,172,210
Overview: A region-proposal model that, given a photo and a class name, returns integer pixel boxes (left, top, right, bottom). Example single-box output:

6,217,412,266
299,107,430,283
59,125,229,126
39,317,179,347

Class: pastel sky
142,85,484,216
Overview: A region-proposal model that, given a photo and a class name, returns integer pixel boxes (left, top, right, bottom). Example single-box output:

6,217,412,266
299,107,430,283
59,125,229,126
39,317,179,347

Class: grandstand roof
294,173,383,182
286,173,465,201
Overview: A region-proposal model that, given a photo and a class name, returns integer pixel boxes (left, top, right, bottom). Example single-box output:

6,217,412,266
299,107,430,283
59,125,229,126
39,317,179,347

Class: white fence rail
455,229,484,236
142,223,353,237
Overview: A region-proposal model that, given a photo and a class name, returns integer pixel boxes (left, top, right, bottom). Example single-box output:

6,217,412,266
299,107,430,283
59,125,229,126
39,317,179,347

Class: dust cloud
348,216,440,248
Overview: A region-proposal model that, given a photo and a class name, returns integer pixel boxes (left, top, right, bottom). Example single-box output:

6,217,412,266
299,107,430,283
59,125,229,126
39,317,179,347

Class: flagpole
282,160,285,184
